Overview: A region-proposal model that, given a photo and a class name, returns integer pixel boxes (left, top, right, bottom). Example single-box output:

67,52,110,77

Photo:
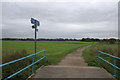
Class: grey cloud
2,2,118,38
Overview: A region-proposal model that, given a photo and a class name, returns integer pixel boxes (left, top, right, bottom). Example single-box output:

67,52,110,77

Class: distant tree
95,38,100,42
108,38,116,44
81,38,85,41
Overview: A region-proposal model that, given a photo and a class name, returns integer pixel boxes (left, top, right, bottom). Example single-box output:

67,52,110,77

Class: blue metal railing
0,50,46,80
98,51,120,78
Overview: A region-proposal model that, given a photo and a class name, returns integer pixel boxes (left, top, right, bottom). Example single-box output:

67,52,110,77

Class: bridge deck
33,66,114,78
32,46,115,79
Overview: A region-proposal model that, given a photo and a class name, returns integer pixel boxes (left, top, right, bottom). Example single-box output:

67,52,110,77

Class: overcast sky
2,0,118,39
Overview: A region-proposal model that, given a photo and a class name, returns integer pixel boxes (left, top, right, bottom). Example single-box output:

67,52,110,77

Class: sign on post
31,18,40,26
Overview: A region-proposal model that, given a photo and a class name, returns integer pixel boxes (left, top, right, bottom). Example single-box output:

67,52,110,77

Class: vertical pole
44,50,46,61
32,55,35,74
32,20,37,74
35,20,37,56
114,57,116,78
98,51,100,65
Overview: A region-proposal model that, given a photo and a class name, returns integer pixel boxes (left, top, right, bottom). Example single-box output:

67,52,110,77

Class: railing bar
98,51,120,60
99,57,120,70
35,50,45,55
5,56,45,80
0,50,44,67
0,54,34,67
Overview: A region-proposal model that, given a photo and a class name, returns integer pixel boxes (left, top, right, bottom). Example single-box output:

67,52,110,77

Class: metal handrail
0,50,46,80
98,51,120,78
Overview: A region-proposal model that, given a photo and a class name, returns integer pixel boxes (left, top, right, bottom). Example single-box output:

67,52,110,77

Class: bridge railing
98,51,120,78
0,50,46,80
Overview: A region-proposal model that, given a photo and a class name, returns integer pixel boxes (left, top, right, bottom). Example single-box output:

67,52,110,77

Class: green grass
82,43,120,79
2,41,91,64
82,44,99,66
2,41,91,80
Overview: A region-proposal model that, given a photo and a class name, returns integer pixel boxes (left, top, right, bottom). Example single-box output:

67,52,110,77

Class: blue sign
31,18,40,26
31,18,35,24
36,21,40,26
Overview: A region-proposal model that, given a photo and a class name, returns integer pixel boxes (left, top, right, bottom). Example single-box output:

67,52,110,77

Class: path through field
32,45,115,79
57,45,89,66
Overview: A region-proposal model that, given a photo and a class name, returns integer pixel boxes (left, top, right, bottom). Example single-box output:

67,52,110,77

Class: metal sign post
30,18,40,74
31,18,40,55
35,21,37,55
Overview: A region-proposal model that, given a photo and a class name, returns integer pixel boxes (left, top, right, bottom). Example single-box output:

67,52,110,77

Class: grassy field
2,41,91,80
2,41,92,64
82,43,120,79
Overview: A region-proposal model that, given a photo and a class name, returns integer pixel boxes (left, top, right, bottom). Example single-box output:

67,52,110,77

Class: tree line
2,38,119,43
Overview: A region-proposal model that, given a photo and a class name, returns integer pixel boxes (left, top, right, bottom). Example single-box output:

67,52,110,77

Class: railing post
98,51,100,65
113,57,116,78
32,54,35,74
44,50,46,61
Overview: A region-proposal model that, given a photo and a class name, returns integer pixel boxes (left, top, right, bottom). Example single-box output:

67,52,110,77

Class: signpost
31,18,40,55
30,18,40,74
